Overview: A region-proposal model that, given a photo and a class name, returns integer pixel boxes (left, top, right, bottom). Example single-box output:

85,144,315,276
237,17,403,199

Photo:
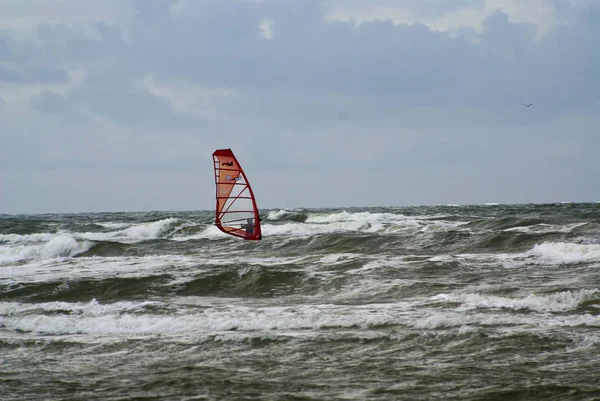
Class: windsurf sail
212,148,262,240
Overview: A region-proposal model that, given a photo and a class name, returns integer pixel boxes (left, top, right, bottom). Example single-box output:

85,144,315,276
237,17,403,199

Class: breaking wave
0,235,94,265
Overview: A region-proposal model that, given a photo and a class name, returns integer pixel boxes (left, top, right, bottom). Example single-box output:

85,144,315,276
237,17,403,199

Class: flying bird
524,103,534,107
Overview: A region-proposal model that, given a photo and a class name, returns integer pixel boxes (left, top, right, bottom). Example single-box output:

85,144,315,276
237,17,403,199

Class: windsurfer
241,218,255,234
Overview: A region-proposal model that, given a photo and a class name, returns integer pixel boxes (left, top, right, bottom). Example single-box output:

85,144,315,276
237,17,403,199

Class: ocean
1,203,599,400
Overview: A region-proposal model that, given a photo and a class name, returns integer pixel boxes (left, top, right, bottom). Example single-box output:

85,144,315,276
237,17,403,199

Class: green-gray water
1,203,600,400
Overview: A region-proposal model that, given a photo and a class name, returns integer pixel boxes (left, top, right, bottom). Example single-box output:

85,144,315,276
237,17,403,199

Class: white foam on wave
96,222,131,229
411,313,468,329
427,255,454,263
183,210,470,240
303,211,462,227
0,232,56,244
0,252,319,288
194,224,232,240
306,211,381,223
409,308,600,336
0,235,93,265
0,298,162,316
428,252,526,270
529,242,600,264
195,220,379,240
579,334,600,346
503,222,587,234
81,218,179,242
346,256,410,275
4,297,600,341
268,221,378,236
1,301,409,336
432,288,599,313
0,254,199,286
267,209,304,220
281,211,465,237
1,218,180,246
428,241,600,269
319,253,362,265
1,218,185,264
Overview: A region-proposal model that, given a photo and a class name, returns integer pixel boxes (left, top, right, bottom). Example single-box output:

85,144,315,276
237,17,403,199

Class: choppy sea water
1,203,600,400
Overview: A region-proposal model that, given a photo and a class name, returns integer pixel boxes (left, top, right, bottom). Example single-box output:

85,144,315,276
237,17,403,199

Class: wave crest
0,235,93,264
530,242,600,264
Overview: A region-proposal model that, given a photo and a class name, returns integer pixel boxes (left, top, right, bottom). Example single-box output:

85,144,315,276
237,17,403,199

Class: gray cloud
0,65,69,84
117,1,598,113
1,0,599,213
31,90,68,113
69,71,170,124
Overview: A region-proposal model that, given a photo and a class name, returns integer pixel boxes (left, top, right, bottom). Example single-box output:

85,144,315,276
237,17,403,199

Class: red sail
212,149,262,241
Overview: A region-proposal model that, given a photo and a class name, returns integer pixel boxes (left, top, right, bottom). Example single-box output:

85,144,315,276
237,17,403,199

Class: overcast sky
1,0,599,214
